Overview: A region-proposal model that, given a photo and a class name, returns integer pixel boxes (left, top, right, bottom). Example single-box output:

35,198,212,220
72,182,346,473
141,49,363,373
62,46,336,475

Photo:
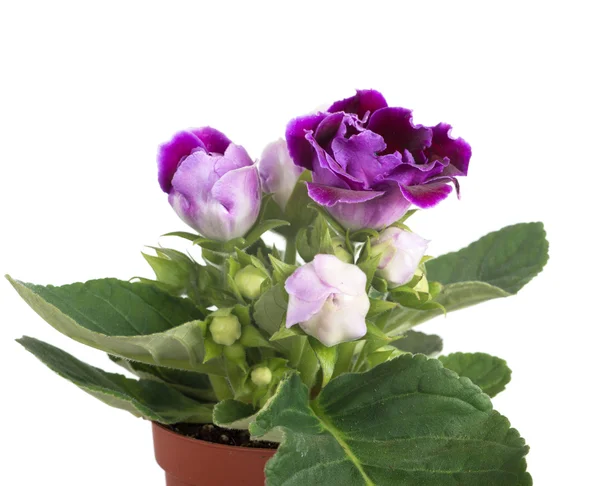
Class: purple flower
157,128,261,241
285,90,471,230
371,227,429,287
285,254,369,347
258,138,303,210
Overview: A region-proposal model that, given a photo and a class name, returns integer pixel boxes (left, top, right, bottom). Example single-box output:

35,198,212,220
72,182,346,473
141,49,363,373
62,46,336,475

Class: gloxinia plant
9,90,548,485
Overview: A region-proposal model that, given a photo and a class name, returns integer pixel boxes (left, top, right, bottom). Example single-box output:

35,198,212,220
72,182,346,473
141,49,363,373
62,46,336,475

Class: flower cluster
157,89,471,347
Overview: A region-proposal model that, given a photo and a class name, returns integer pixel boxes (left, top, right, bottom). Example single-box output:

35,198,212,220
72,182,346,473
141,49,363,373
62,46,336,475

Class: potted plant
8,89,547,485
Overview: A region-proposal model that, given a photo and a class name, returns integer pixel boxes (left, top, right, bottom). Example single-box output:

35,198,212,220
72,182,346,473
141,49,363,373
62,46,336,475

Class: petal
306,183,385,207
367,107,432,155
399,180,453,208
331,131,402,188
386,156,448,186
157,131,206,193
215,144,254,175
328,89,388,119
191,127,231,154
327,184,411,230
285,113,328,170
300,293,369,346
171,151,219,202
427,123,472,176
285,294,327,328
313,254,367,296
285,261,335,301
210,165,261,239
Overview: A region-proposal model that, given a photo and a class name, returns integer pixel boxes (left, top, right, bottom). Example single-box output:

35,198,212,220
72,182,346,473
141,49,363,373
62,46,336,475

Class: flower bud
413,267,429,293
258,138,303,210
210,315,242,346
371,227,429,287
234,265,268,300
223,342,246,362
251,367,272,387
331,237,353,263
285,254,369,347
158,128,261,241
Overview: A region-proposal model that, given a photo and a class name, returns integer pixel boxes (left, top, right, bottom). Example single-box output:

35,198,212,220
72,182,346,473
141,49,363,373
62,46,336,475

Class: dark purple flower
157,127,261,241
285,90,471,230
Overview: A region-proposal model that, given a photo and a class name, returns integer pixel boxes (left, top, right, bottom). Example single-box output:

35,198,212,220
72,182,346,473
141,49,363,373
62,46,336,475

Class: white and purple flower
371,227,429,287
285,254,369,347
157,128,261,241
285,90,471,230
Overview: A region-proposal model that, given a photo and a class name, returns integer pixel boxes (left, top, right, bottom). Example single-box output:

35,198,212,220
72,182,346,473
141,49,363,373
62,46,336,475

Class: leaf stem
284,234,297,264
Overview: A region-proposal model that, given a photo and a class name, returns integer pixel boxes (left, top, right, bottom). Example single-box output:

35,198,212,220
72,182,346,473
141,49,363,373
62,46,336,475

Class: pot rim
152,422,278,454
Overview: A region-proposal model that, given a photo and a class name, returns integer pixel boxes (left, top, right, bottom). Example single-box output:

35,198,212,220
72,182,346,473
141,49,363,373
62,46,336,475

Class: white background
1,1,598,484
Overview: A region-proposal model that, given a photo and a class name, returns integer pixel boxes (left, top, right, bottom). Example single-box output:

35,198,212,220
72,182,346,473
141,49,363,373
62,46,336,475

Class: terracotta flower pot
152,422,277,486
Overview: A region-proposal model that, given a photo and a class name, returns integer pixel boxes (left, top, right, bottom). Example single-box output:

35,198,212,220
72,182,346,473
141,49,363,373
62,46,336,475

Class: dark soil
168,423,279,449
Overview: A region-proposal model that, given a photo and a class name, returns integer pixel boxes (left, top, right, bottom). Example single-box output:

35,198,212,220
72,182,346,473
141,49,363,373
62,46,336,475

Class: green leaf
18,336,213,423
245,219,290,246
296,213,336,263
253,284,288,336
380,281,511,333
213,399,283,442
7,276,225,375
268,255,297,284
251,356,531,485
390,330,443,356
439,352,512,398
161,231,198,242
308,337,337,387
427,222,549,294
109,356,217,402
307,202,345,236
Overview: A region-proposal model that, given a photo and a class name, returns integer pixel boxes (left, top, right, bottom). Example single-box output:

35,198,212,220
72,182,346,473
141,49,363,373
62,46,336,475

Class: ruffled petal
285,113,328,170
327,184,412,230
191,127,231,155
367,107,432,155
427,123,471,176
306,183,385,207
329,89,388,119
399,180,453,208
157,131,206,193
331,131,402,188
313,254,367,296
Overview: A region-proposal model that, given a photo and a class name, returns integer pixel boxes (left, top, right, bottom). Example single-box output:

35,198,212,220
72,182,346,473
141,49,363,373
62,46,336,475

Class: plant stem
332,342,357,379
284,235,297,264
208,374,233,401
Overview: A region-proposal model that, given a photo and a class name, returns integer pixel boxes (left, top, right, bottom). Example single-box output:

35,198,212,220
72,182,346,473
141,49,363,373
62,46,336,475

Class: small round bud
251,367,272,387
234,266,268,300
223,342,246,362
210,315,242,346
332,237,353,264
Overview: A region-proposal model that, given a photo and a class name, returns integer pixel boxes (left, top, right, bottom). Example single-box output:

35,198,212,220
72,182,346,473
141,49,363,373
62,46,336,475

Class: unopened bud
234,266,268,300
251,367,272,387
332,237,353,264
210,315,242,346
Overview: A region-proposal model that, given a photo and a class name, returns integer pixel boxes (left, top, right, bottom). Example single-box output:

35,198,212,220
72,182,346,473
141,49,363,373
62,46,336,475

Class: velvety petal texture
285,90,471,230
158,128,261,241
285,254,369,347
258,138,304,209
371,227,430,286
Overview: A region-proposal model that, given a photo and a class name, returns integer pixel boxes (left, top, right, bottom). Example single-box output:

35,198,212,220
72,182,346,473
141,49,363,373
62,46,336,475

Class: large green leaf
253,284,288,336
439,352,512,398
7,276,225,375
427,222,549,293
18,336,213,423
380,281,510,332
109,356,217,402
380,223,549,333
391,330,443,356
251,356,531,485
